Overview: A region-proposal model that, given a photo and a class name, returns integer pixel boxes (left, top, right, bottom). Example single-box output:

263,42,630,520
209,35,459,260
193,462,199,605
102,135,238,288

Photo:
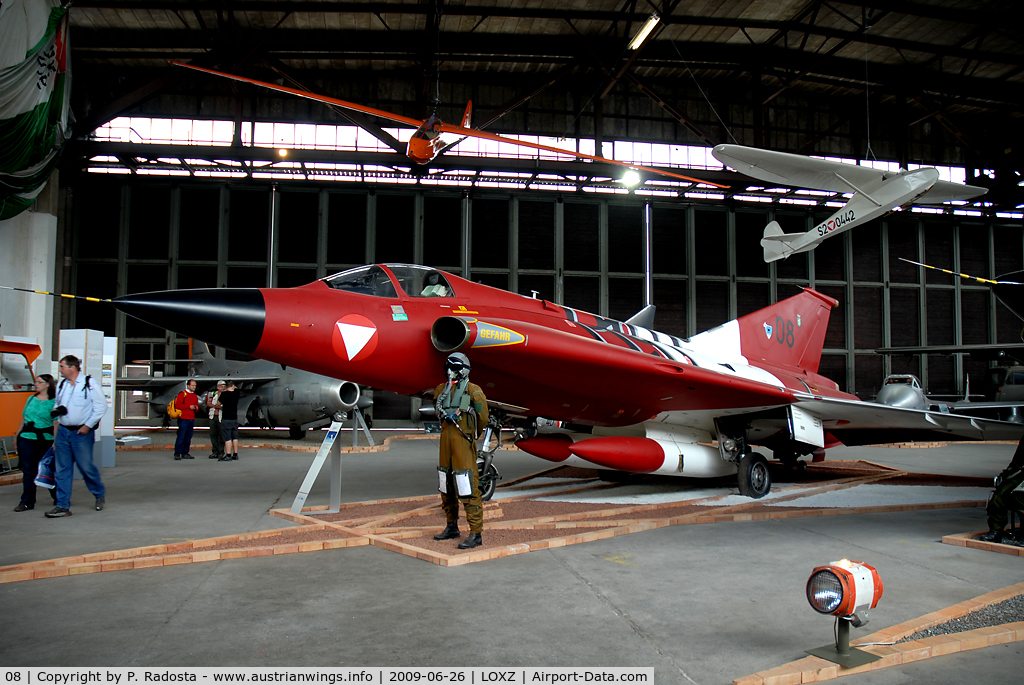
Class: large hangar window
519,200,555,271
327,192,367,268
735,212,770,278
563,202,599,272
228,189,269,263
179,188,220,262
471,198,509,271
128,186,171,260
651,206,686,275
423,195,462,273
852,226,882,282
277,191,319,265
375,194,415,264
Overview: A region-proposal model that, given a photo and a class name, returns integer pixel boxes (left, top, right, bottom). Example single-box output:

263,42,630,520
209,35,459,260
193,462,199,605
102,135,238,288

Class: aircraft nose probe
113,288,267,355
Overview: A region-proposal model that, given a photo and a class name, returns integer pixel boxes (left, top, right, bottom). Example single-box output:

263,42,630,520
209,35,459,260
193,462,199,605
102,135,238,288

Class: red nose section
567,437,665,473
515,434,573,462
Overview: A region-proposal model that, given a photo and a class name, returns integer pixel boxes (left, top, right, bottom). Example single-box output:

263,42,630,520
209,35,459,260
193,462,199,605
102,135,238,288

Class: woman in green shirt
14,374,57,512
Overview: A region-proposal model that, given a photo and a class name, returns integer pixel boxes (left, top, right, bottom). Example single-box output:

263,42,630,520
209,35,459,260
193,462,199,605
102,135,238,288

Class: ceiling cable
671,40,737,144
863,12,876,161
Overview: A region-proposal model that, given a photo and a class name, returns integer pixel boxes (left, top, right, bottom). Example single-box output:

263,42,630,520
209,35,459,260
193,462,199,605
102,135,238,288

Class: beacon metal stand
290,420,344,515
806,618,881,669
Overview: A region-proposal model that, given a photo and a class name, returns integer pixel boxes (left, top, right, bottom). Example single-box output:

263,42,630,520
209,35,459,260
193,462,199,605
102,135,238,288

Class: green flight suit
434,380,489,534
986,470,1024,532
985,437,1024,533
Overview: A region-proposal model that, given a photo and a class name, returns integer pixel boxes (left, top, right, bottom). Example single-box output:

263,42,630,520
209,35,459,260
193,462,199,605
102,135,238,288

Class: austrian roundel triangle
332,314,378,362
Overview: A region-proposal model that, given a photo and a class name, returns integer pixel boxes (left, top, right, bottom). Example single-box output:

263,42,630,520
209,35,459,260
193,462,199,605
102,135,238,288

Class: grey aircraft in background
117,341,371,438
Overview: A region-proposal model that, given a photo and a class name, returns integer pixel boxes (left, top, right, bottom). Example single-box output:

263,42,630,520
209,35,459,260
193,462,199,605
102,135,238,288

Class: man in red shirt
173,378,200,460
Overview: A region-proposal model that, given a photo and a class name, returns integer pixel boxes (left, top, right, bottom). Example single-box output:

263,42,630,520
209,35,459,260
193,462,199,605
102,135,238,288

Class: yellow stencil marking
604,555,636,566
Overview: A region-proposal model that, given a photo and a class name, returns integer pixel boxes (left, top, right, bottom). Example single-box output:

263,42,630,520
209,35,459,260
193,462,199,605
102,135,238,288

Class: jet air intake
431,317,472,353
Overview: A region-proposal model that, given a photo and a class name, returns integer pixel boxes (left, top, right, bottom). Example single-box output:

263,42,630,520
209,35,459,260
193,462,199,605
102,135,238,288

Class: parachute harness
436,373,476,444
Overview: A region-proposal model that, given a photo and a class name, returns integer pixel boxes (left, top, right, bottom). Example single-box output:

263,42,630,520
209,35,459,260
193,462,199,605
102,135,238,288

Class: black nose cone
114,288,266,355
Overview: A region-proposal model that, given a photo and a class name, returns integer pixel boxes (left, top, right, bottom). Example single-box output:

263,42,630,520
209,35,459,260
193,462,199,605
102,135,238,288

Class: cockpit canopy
883,374,922,389
322,264,454,298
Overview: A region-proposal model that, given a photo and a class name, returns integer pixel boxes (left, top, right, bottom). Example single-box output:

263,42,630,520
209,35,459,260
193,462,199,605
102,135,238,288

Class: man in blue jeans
46,354,107,518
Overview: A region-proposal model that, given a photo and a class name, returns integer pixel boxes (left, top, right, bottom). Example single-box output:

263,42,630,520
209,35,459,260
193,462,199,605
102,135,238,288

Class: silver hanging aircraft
711,144,989,263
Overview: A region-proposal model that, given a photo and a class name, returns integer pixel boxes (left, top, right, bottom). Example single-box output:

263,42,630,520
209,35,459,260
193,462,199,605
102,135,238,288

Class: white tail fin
461,101,473,128
761,221,797,263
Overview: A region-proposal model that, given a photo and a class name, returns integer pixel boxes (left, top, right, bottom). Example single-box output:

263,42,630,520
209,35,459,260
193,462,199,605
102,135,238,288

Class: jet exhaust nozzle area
324,380,361,413
114,288,267,355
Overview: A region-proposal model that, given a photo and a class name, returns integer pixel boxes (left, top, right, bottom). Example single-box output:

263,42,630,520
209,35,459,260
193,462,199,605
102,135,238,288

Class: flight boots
433,522,460,540
458,533,482,549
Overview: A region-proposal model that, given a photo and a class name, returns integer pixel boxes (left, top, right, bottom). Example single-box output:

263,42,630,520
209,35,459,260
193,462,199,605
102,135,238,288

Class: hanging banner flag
0,0,71,220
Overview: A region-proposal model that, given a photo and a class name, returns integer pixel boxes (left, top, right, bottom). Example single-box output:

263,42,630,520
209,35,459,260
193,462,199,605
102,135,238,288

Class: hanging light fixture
628,12,660,51
621,169,642,186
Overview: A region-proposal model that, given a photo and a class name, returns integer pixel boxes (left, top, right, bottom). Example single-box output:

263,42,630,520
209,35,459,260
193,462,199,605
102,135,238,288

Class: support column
0,175,58,361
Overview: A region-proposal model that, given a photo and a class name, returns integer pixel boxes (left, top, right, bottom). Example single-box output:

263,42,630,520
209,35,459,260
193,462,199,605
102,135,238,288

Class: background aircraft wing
171,61,724,188
792,394,1024,445
712,144,885,192
876,343,1024,363
171,62,425,128
435,123,724,186
116,375,280,390
916,179,989,204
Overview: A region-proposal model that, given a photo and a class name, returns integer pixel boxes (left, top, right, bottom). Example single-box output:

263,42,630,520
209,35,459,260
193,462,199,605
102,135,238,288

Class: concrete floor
1,436,1021,683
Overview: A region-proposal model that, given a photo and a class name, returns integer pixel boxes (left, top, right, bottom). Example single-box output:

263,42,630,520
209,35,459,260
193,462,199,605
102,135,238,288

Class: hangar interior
5,0,1024,420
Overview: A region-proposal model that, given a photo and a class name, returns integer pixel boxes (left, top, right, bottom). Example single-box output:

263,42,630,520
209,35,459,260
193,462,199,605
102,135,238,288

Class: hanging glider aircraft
170,61,726,187
711,144,989,263
112,264,1024,499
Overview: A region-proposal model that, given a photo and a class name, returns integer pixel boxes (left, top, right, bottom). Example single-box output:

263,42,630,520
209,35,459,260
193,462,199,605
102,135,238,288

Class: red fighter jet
114,264,1024,499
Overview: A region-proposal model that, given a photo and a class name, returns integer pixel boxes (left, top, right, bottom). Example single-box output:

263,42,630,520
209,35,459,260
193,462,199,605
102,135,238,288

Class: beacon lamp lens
622,169,641,186
807,569,844,614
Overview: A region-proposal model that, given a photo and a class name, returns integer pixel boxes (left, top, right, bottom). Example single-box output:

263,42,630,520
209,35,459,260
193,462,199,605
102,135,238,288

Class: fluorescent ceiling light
628,13,660,50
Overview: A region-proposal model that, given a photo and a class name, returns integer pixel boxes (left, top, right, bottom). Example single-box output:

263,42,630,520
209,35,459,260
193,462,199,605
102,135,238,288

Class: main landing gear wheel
737,453,771,499
477,461,500,501
288,426,304,440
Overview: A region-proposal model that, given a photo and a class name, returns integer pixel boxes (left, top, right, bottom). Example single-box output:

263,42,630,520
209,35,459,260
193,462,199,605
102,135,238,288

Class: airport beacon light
805,559,884,668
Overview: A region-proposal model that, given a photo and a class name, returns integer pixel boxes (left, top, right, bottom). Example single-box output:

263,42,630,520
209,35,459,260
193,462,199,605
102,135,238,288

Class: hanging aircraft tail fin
461,101,473,128
733,288,839,374
761,221,798,263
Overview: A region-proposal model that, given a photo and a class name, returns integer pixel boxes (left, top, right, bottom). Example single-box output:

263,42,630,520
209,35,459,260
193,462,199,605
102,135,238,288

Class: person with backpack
173,378,200,460
46,355,107,518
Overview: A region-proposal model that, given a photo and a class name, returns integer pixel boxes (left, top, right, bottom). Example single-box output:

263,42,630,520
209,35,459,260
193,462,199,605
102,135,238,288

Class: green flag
0,0,71,220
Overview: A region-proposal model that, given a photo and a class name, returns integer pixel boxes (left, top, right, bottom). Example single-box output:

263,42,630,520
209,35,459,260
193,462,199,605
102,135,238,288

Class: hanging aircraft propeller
169,61,727,188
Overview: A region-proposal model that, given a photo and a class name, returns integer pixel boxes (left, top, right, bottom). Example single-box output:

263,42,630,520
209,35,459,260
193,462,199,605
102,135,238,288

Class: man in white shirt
204,381,226,459
45,354,107,518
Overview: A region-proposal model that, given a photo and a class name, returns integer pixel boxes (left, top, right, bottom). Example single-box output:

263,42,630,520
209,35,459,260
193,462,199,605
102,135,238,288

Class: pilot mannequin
978,436,1024,543
432,352,489,549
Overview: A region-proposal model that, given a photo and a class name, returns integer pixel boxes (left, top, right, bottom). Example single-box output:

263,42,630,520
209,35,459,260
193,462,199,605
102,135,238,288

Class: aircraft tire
478,462,499,501
737,453,771,499
288,426,304,440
